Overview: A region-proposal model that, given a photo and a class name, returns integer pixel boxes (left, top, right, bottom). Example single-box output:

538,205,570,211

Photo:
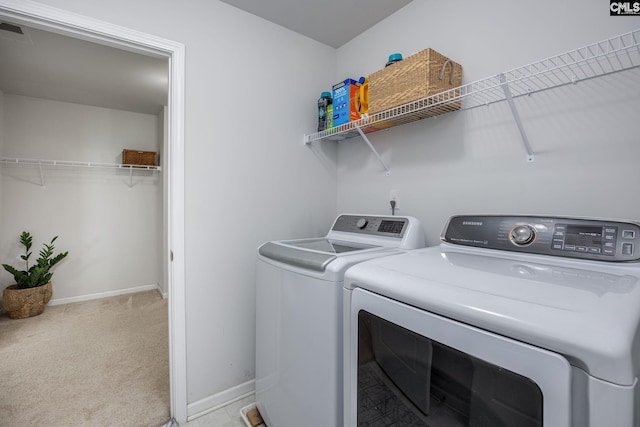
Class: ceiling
0,24,169,115
219,0,413,49
0,1,412,115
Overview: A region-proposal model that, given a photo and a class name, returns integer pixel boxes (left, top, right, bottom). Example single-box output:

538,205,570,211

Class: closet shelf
304,28,640,165
0,157,161,171
0,157,161,188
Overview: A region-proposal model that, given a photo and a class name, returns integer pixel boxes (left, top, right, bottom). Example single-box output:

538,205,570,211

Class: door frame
0,0,187,422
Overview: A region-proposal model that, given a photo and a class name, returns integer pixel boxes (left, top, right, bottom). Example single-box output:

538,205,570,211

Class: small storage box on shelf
368,48,463,116
122,149,158,166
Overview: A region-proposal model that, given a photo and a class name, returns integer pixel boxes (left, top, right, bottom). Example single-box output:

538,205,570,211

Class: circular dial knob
356,218,368,229
509,224,536,246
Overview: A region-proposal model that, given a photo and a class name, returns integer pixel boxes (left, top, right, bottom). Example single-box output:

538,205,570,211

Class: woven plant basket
2,282,52,319
368,48,463,115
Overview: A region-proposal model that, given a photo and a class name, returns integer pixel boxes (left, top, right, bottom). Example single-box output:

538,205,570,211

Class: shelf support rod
355,125,391,175
499,73,535,162
129,166,133,188
38,162,45,187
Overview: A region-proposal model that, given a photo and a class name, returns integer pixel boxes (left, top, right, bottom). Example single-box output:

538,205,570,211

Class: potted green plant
2,231,69,319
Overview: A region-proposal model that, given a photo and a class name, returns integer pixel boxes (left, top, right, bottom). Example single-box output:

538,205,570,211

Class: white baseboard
49,283,166,306
187,379,255,421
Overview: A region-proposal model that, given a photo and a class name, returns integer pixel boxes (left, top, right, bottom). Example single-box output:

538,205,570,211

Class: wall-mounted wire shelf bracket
0,157,161,188
305,122,391,174
499,73,535,162
355,125,390,175
303,29,640,167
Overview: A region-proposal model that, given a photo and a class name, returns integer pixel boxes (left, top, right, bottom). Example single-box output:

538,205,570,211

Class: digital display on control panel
378,220,404,234
552,224,617,256
564,225,603,247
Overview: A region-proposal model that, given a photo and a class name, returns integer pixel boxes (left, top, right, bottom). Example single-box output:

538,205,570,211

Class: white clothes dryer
255,214,425,427
344,215,640,427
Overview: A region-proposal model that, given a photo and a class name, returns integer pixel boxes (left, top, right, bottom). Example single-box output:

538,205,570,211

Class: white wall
31,0,338,412
0,95,161,299
335,0,640,245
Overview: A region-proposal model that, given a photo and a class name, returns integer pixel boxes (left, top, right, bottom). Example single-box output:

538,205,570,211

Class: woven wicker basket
2,282,52,319
368,48,462,115
122,149,157,166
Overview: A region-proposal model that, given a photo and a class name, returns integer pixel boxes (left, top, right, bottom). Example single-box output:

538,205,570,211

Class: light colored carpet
0,290,170,426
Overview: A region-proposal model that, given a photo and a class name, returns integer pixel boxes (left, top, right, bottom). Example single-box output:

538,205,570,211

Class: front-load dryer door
347,287,573,427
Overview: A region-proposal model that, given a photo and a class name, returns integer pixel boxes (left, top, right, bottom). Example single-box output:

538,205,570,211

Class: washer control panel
332,214,407,238
443,215,640,262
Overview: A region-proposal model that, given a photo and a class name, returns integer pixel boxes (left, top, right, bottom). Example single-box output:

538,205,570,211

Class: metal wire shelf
304,29,640,169
0,157,161,187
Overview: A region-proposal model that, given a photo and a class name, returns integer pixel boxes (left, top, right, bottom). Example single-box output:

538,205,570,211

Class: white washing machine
344,215,640,427
255,214,425,427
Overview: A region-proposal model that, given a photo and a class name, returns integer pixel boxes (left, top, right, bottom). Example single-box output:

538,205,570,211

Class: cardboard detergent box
332,78,361,126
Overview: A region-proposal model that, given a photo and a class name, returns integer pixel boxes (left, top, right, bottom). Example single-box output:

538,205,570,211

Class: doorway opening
0,2,186,422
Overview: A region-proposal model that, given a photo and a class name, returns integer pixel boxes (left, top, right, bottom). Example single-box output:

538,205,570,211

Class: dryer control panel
442,215,640,262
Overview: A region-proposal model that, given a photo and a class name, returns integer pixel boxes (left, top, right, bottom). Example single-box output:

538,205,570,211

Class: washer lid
281,238,378,254
258,239,378,272
344,245,640,385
